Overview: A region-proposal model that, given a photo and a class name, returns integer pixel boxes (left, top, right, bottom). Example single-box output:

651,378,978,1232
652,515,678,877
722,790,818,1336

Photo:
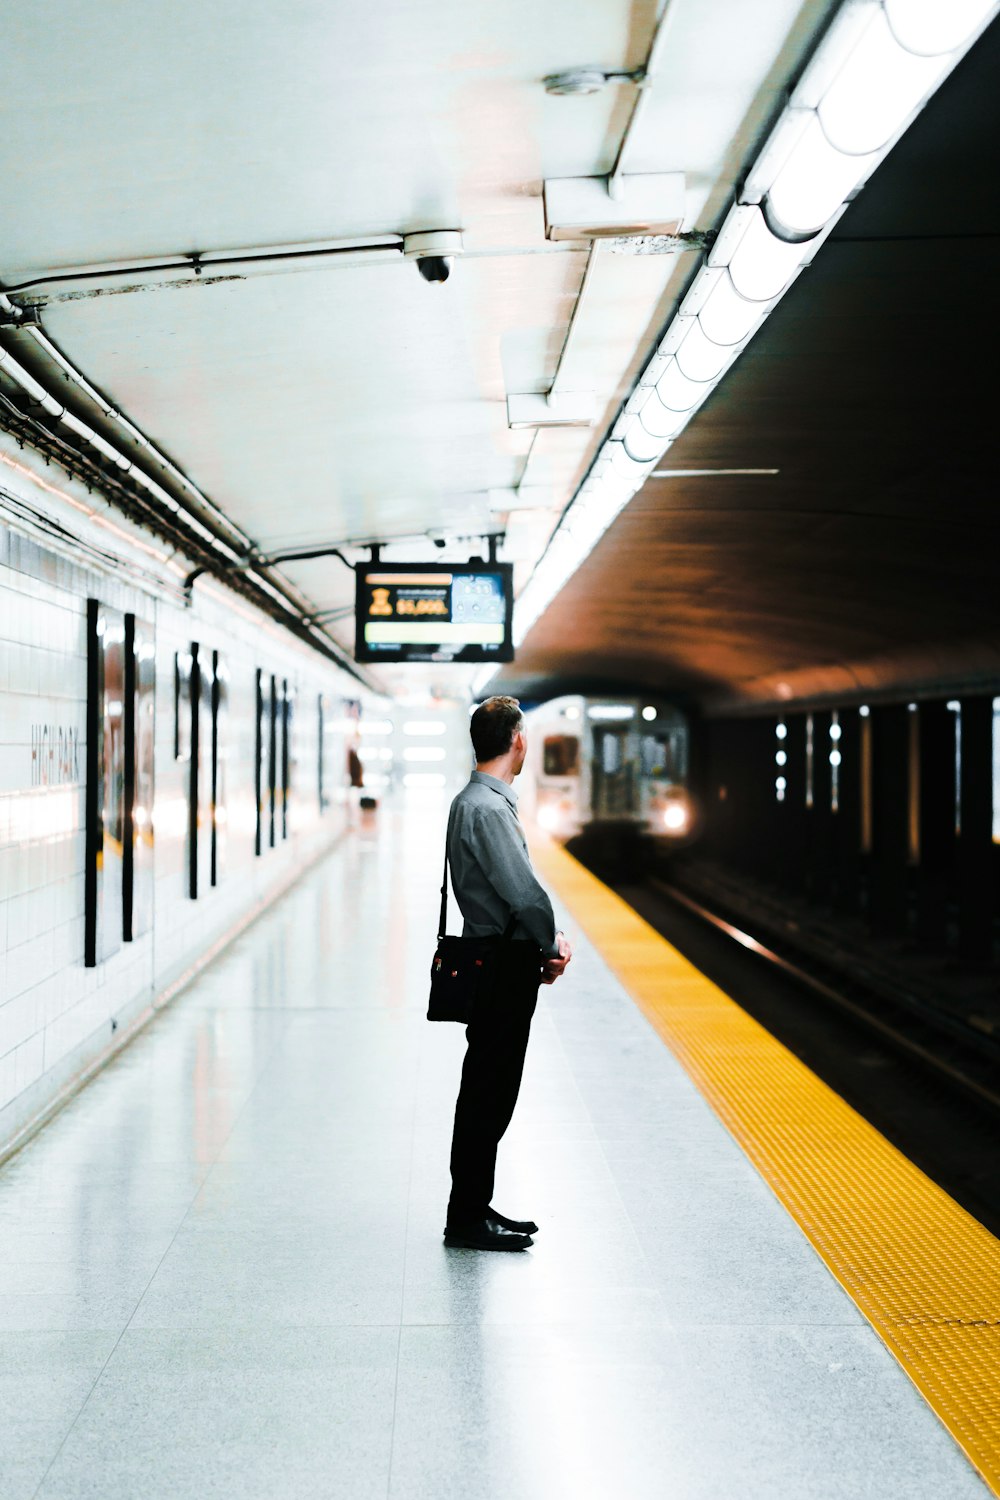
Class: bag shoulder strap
438,806,454,941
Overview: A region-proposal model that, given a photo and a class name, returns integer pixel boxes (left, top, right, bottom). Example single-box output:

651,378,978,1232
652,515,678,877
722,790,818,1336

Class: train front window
543,735,579,776
641,733,678,780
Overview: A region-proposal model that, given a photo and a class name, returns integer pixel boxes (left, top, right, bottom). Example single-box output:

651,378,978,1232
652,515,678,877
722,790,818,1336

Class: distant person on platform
347,741,364,790
443,695,572,1252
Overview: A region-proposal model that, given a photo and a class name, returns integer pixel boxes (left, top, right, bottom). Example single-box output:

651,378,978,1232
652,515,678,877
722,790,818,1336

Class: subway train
517,694,696,855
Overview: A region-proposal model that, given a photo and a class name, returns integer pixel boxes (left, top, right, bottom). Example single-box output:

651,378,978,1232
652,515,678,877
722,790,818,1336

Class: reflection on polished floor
0,794,988,1499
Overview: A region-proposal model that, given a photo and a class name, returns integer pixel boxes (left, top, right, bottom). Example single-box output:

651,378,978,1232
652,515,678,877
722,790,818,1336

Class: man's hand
540,931,572,985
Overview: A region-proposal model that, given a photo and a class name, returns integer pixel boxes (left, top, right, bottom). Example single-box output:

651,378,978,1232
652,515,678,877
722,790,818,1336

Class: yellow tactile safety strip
531,835,1000,1495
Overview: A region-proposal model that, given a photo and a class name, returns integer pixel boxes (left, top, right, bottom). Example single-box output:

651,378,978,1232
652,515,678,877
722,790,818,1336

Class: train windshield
641,732,684,781
543,735,579,776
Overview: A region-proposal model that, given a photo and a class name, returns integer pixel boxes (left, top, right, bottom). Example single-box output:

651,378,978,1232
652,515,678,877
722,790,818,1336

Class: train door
591,726,636,817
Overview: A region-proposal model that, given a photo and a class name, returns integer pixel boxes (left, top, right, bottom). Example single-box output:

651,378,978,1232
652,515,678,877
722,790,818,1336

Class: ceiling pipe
0,291,250,554
183,543,355,600
0,306,377,684
546,241,602,404
2,238,404,299
607,0,681,200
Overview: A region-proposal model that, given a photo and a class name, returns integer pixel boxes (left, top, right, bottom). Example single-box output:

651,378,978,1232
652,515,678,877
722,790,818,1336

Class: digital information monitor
354,563,514,664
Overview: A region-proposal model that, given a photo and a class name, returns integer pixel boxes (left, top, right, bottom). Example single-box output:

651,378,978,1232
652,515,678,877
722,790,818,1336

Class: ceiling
2,1,996,710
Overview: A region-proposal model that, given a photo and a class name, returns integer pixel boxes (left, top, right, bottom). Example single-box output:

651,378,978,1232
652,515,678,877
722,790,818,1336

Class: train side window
543,735,579,776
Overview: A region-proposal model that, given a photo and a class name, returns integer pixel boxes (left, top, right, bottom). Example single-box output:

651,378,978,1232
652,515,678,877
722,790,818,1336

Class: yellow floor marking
532,834,1000,1494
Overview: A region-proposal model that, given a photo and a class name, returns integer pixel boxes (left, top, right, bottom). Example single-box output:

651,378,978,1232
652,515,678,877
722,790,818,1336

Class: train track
604,864,1000,1239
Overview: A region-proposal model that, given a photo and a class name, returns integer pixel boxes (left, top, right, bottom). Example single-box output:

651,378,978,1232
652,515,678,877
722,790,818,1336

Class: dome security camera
402,231,464,285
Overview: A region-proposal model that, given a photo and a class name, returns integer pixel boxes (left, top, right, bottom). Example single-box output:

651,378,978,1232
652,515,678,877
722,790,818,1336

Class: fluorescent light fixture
655,360,710,413
403,720,447,735
767,115,876,238
623,420,670,463
698,275,768,345
885,0,997,53
722,209,818,301
497,0,999,666
506,392,597,429
674,320,739,384
819,11,943,155
403,746,446,762
633,392,689,443
403,772,447,788
358,719,393,736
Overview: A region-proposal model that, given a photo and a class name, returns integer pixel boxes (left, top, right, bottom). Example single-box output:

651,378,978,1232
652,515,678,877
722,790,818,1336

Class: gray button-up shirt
446,771,559,957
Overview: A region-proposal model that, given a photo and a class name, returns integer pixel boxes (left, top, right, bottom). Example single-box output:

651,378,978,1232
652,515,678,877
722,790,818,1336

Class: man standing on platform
443,695,572,1252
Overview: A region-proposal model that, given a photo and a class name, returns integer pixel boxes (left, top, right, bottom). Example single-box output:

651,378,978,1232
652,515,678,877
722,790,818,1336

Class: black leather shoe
443,1214,533,1251
488,1207,539,1235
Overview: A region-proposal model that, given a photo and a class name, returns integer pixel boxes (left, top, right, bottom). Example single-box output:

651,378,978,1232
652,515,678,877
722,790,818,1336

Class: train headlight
662,801,689,833
537,804,561,833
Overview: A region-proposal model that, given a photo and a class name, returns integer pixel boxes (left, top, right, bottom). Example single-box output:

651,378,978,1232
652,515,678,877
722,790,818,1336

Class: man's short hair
470,695,523,762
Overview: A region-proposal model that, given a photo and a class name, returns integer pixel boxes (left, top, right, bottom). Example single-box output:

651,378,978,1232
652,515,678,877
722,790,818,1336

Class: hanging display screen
354,563,514,664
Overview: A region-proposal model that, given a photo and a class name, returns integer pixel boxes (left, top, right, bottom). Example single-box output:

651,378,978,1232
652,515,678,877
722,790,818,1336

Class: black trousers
447,941,542,1224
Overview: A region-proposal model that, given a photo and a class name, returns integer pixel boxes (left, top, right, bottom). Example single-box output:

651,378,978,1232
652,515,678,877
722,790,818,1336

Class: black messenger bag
428,826,516,1024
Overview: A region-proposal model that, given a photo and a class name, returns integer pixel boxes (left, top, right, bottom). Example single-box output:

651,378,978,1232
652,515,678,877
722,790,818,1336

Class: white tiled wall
0,518,364,1155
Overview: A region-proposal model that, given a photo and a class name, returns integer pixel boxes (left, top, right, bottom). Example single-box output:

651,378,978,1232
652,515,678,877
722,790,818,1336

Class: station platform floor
0,792,994,1500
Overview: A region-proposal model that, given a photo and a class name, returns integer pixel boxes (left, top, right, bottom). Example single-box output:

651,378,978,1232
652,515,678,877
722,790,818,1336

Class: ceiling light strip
477,0,998,694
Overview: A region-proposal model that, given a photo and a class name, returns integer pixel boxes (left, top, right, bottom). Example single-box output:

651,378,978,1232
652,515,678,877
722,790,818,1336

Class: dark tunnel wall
697,694,998,962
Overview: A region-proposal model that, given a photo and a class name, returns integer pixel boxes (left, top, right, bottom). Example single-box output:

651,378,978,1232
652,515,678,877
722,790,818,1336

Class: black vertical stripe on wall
318,693,325,813
84,599,101,967
281,678,289,840
123,614,137,940
188,642,200,899
269,674,277,848
211,650,220,887
255,668,263,856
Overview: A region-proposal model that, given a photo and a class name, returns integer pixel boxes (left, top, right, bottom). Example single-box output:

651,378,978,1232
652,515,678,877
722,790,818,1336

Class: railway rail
601,860,1000,1239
